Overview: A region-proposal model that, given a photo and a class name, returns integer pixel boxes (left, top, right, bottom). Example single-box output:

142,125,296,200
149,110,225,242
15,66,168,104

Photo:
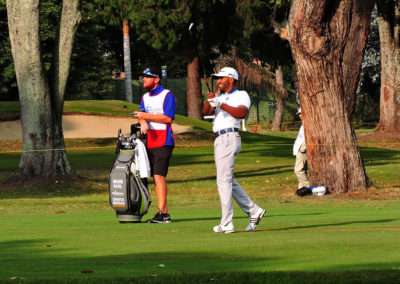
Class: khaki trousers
214,132,260,227
294,149,309,189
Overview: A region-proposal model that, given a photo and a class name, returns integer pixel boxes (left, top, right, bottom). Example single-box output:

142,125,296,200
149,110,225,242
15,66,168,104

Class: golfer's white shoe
213,222,235,233
245,208,266,232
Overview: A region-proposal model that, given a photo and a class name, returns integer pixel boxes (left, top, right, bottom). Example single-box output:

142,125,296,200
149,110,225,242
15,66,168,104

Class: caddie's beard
143,81,156,91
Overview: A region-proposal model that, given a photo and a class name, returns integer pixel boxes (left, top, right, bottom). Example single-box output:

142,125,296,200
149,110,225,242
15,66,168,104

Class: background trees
0,0,17,101
95,0,136,103
129,0,243,119
354,7,381,126
66,2,121,100
2,0,397,192
376,0,400,131
237,0,293,130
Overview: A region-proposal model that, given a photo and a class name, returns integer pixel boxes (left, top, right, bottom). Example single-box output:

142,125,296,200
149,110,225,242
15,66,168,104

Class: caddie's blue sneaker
213,222,235,233
246,208,266,232
146,211,171,223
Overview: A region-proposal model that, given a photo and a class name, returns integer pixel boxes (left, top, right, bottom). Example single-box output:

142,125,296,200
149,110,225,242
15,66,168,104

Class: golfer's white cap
212,67,239,80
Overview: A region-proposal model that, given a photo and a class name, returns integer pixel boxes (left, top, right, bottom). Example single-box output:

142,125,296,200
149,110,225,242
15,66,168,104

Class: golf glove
208,97,222,108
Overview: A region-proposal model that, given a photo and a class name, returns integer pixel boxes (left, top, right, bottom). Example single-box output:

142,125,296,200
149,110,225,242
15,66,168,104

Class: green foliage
66,2,122,100
39,0,61,72
130,0,192,51
0,0,62,101
237,0,292,68
94,0,134,25
0,1,17,100
46,1,127,100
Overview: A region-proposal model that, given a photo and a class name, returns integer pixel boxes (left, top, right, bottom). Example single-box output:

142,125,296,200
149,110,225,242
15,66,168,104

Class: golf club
204,74,212,93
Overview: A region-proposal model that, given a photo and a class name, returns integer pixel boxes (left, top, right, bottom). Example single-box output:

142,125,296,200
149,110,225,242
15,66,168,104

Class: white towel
293,125,305,156
134,139,151,178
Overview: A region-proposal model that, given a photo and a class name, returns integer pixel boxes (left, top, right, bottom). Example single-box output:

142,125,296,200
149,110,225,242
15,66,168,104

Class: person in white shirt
293,108,310,193
202,67,266,233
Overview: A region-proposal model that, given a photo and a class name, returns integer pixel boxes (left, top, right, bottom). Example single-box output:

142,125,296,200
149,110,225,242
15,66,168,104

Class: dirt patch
357,130,400,150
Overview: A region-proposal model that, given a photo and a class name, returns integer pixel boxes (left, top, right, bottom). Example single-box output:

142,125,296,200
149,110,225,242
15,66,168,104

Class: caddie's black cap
142,66,161,79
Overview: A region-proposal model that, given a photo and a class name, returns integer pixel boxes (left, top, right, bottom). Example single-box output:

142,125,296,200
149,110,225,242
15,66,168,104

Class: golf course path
0,114,193,140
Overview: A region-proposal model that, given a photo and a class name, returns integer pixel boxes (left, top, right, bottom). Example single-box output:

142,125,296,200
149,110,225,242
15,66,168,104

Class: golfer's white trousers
214,132,260,227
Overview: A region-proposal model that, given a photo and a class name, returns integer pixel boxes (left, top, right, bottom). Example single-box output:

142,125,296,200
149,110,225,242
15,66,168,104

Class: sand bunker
0,115,193,140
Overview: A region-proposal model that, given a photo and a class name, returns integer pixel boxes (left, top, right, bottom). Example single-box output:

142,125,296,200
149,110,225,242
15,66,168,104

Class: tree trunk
288,0,369,193
53,0,81,176
271,66,287,131
6,0,79,180
186,56,203,119
376,1,400,131
123,18,133,103
342,0,374,118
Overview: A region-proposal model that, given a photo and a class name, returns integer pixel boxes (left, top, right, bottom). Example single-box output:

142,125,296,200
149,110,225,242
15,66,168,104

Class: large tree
6,0,81,179
288,0,373,193
375,0,400,131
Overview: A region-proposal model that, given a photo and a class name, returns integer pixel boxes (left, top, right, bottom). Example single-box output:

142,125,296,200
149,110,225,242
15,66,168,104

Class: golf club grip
204,76,211,92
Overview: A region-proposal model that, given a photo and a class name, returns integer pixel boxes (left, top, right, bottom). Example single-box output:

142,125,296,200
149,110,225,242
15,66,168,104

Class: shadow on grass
266,218,399,231
168,165,292,185
1,239,400,283
7,270,400,283
360,147,400,166
0,239,275,280
172,215,248,223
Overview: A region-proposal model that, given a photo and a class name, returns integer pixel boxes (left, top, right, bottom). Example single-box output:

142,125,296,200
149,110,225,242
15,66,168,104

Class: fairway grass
0,198,400,283
1,129,400,283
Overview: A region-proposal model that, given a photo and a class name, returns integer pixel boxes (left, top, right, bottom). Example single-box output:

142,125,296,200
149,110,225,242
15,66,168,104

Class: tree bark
288,0,369,193
271,66,287,131
342,0,374,118
6,0,79,180
123,18,133,103
186,56,203,119
376,1,400,131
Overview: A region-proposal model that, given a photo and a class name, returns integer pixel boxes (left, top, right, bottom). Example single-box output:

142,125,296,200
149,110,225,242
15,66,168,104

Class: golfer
134,66,176,223
203,67,266,233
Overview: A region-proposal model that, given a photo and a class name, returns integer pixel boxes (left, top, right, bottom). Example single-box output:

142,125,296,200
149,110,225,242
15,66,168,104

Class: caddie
134,66,176,223
202,66,266,233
